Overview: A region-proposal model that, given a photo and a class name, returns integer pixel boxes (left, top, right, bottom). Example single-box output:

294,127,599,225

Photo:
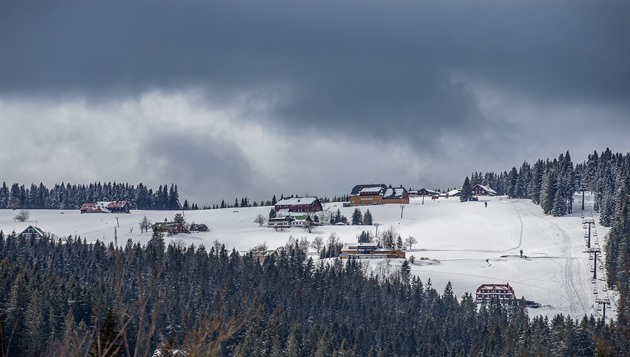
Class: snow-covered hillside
0,194,614,321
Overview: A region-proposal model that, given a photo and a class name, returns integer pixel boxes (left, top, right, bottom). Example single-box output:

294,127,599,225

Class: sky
1,1,629,206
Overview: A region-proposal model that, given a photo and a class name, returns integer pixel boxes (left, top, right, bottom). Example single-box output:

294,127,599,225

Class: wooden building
349,184,409,206
472,185,497,196
19,225,46,239
412,188,439,197
349,184,387,206
381,186,410,205
274,197,323,213
267,215,312,229
339,242,406,259
475,283,516,304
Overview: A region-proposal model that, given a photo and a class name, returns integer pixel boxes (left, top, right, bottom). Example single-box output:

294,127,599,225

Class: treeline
204,194,350,210
0,182,190,210
461,149,625,222
0,182,350,212
0,232,628,356
601,151,630,336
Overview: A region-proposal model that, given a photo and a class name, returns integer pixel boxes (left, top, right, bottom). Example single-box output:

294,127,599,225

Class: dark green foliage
460,177,473,202
362,209,373,225
351,208,362,225
90,309,123,357
189,223,209,232
330,209,347,225
0,181,189,210
357,231,373,243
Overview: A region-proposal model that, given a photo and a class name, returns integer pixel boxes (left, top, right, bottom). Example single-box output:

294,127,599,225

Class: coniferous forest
0,148,629,356
0,182,185,211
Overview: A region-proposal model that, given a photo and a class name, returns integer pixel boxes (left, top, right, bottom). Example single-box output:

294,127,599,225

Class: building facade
274,197,323,213
475,283,516,303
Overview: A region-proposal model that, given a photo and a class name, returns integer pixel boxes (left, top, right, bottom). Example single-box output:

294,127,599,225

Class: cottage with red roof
80,200,130,213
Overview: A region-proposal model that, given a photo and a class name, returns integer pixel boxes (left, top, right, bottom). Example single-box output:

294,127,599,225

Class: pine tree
362,209,373,225
357,231,372,243
507,167,518,198
90,309,123,357
529,160,545,203
351,208,362,225
460,177,473,202
540,164,556,215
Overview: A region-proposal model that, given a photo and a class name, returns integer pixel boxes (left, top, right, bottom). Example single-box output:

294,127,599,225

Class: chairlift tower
578,182,588,211
583,218,596,248
585,247,602,280
595,297,612,321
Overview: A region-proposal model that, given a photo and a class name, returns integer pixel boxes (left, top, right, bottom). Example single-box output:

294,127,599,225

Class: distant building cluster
339,242,406,260
80,200,130,214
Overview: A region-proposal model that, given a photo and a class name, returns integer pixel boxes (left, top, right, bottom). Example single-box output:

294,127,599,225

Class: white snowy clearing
0,194,616,321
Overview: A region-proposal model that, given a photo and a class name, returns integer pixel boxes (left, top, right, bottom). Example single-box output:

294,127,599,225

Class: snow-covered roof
107,200,129,208
351,184,387,195
475,185,497,195
476,283,514,292
344,242,379,249
360,186,385,195
448,189,460,196
275,209,309,220
384,187,406,198
21,225,45,237
275,197,319,206
276,209,291,216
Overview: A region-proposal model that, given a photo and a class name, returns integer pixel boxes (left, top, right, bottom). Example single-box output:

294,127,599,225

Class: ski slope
0,194,615,320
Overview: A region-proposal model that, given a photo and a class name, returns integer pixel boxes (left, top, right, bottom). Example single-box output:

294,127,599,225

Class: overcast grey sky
1,1,629,205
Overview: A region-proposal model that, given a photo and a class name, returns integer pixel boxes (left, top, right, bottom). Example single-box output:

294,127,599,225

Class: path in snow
518,201,589,315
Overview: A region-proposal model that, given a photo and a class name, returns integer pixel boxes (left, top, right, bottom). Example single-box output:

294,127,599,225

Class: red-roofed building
274,197,323,213
475,283,516,304
80,201,130,213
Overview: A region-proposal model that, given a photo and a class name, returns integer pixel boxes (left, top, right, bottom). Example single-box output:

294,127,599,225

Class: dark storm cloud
1,1,628,202
136,123,256,203
3,2,627,117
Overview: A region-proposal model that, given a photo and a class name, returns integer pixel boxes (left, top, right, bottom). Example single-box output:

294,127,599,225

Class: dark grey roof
21,225,45,237
350,184,387,195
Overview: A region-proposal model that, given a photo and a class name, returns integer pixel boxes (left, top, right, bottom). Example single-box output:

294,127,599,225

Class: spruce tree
351,208,362,225
460,177,473,202
362,209,373,225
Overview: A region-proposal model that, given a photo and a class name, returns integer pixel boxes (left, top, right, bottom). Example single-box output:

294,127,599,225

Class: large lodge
349,184,410,206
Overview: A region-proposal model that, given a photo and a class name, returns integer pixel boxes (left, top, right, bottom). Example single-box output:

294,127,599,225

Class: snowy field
0,194,615,321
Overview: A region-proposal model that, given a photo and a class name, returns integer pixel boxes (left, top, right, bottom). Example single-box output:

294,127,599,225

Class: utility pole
583,218,596,248
595,297,611,321
400,205,405,219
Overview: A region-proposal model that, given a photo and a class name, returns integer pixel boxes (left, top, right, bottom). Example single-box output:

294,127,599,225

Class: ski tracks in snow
523,205,588,315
